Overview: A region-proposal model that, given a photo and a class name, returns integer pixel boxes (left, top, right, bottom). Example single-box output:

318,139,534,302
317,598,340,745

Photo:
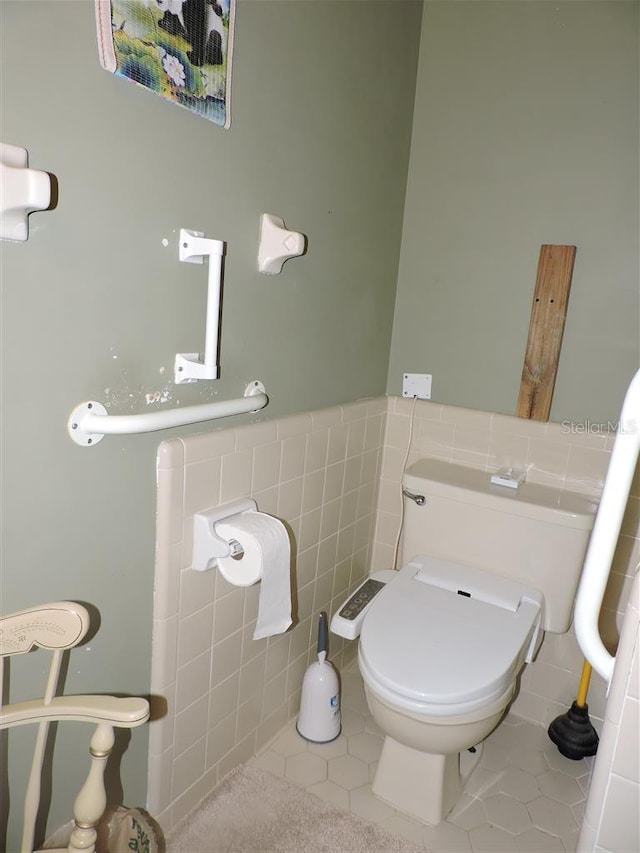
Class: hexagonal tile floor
249,667,594,852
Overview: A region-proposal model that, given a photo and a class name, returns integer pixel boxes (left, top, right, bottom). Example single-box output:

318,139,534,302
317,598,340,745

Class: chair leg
66,723,114,853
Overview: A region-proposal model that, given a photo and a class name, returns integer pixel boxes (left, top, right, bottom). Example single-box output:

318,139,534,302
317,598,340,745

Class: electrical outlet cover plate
402,373,432,399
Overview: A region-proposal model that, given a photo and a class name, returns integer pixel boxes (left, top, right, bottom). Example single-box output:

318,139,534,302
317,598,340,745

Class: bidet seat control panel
330,570,396,641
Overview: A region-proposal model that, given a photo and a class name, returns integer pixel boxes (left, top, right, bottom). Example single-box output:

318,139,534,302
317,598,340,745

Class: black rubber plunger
547,660,599,760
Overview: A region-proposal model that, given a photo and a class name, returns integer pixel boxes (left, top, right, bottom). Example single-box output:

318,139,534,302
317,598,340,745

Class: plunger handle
576,659,592,708
317,611,328,656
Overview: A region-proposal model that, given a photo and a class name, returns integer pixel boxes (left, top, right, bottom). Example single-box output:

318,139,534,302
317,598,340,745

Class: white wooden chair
0,601,150,853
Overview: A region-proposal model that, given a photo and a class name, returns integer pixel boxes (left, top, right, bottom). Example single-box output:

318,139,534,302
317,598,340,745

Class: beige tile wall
372,398,640,733
578,570,639,853
150,393,639,836
149,398,385,832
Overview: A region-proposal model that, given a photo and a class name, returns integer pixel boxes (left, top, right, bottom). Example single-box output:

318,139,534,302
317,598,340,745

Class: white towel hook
0,143,51,242
257,214,306,275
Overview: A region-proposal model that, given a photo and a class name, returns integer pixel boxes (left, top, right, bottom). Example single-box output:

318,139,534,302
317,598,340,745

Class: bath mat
166,765,422,853
95,0,235,127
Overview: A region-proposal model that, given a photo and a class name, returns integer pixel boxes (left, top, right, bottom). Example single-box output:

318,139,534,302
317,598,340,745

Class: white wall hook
0,143,51,242
175,228,225,383
257,213,306,275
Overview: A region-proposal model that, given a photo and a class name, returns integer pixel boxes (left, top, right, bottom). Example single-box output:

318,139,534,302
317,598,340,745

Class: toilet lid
358,557,543,716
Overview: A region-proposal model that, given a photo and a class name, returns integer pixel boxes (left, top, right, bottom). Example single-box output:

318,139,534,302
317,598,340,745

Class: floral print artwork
96,0,235,128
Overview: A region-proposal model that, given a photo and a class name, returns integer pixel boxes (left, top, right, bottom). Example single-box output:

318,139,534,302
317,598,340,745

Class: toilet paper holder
192,498,257,572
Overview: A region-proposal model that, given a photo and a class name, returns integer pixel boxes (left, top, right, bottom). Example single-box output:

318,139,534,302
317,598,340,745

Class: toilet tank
401,459,597,633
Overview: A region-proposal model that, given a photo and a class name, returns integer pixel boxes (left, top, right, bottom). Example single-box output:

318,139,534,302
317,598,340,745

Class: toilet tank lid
403,459,597,530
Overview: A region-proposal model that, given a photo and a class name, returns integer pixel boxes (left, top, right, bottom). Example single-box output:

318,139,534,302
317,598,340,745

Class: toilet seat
358,557,543,717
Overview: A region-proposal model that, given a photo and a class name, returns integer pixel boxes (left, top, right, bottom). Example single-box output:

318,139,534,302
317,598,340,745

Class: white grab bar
574,367,640,687
174,228,225,384
68,380,267,446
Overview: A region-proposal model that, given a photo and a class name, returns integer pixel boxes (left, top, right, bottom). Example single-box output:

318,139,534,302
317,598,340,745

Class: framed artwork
96,0,235,128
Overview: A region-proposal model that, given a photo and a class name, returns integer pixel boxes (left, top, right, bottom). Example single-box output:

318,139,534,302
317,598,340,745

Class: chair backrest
0,601,150,853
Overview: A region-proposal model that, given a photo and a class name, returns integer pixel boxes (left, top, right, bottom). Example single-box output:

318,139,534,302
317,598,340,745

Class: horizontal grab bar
574,366,640,688
68,381,267,447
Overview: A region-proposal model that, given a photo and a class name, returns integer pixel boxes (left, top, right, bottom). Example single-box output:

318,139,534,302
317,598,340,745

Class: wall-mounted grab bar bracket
175,228,225,384
68,401,109,447
179,229,220,265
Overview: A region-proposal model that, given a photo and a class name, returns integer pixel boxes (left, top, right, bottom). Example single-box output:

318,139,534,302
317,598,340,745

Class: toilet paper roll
215,512,292,640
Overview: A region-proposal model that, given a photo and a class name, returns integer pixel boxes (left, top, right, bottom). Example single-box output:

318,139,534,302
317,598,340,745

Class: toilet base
362,676,514,824
372,736,463,825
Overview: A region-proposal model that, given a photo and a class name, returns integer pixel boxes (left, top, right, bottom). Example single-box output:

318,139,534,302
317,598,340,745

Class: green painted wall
387,0,640,424
0,0,421,844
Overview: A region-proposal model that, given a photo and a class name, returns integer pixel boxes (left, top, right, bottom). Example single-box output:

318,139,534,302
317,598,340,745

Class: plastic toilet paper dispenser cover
191,498,293,640
191,498,259,573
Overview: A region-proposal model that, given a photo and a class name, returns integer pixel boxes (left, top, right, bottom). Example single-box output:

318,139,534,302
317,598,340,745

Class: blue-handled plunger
296,612,341,743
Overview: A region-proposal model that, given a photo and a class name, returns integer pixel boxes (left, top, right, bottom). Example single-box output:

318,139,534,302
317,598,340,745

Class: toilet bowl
356,558,543,823
331,458,597,826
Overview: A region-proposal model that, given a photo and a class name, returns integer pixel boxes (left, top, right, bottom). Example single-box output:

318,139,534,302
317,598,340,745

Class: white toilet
332,458,596,826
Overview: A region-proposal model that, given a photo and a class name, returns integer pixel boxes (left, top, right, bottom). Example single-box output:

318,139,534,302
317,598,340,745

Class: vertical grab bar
574,367,640,688
175,228,225,383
